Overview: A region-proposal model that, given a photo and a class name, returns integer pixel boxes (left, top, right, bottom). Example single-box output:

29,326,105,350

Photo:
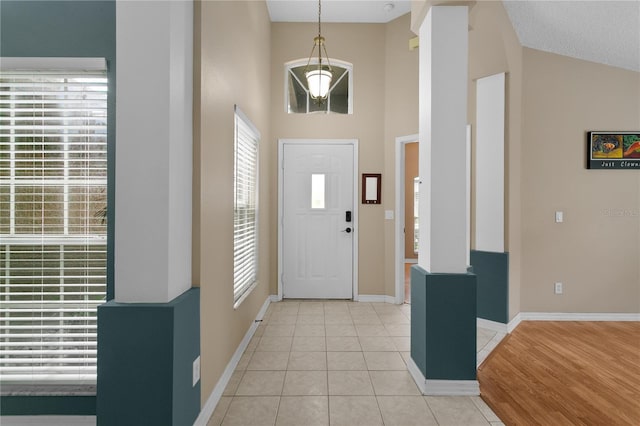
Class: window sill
0,384,96,397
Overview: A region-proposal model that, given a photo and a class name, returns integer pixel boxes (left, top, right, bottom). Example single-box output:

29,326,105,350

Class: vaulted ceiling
266,0,640,72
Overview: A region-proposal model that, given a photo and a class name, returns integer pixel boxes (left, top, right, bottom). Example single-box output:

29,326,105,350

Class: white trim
424,379,480,396
234,104,261,139
404,258,418,264
269,294,282,302
355,295,397,304
193,297,271,426
507,313,522,333
0,57,107,71
506,312,640,334
395,134,419,305
0,417,96,426
477,318,508,334
406,356,479,396
519,312,640,322
277,139,359,301
465,124,471,266
475,73,505,253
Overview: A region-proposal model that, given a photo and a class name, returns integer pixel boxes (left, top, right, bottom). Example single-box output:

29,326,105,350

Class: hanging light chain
318,0,321,38
304,0,333,101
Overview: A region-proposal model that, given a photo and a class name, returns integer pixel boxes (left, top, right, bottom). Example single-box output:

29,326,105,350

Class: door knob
342,227,352,233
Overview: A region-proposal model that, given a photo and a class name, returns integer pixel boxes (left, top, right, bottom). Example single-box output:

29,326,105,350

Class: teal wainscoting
410,266,477,380
97,288,201,426
470,250,509,324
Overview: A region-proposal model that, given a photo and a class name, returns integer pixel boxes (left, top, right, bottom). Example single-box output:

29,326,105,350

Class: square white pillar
418,6,469,274
115,1,193,303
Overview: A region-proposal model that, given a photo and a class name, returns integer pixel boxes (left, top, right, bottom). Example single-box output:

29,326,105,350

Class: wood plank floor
478,321,640,426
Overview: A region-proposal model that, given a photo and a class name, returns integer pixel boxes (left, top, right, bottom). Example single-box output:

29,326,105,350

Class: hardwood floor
478,321,640,426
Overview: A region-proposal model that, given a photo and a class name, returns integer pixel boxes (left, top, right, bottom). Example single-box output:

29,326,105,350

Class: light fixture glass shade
306,69,332,99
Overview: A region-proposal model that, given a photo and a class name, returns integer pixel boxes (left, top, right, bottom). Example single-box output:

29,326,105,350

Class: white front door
281,142,355,299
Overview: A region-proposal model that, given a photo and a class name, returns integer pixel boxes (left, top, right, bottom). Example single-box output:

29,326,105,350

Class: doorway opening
395,134,419,305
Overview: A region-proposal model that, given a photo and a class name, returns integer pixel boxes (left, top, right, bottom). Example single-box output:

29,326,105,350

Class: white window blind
0,67,107,383
233,106,259,308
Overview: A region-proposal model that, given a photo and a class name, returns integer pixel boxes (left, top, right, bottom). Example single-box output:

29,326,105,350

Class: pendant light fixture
305,0,332,101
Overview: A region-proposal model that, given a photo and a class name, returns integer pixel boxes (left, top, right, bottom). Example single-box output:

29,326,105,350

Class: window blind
233,107,259,308
0,69,107,383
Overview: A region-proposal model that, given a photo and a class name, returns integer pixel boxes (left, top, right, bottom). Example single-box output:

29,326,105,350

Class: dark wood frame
362,173,381,204
587,131,640,169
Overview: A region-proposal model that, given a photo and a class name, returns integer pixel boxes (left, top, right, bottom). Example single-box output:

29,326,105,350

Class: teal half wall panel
97,288,200,426
410,266,477,380
470,250,509,324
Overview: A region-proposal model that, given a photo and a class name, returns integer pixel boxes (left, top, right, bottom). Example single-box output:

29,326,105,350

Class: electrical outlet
554,282,563,295
192,356,201,387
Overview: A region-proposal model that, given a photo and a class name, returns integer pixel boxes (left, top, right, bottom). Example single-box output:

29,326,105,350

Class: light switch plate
555,211,563,223
385,210,394,220
554,282,563,295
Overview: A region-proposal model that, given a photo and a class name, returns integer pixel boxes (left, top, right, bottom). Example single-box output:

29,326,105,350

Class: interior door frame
394,134,418,304
395,129,471,304
277,139,359,301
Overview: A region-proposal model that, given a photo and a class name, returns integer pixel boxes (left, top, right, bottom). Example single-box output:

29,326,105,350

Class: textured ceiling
503,1,640,72
267,0,640,72
266,0,412,23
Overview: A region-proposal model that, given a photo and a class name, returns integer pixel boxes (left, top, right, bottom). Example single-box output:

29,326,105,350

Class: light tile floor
208,300,506,426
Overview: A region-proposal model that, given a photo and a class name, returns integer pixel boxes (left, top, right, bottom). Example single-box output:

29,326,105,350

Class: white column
475,73,505,253
418,6,469,274
115,1,193,303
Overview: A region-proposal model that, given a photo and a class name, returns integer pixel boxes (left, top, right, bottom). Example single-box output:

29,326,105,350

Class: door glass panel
311,174,325,209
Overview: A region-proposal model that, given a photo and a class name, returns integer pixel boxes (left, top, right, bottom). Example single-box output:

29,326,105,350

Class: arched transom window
285,58,353,114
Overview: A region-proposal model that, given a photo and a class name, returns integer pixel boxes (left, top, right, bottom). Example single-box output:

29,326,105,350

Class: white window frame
0,57,107,384
233,105,260,309
284,58,353,115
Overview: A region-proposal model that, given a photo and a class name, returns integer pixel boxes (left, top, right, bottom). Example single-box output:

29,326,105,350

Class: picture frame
587,131,640,169
362,173,381,204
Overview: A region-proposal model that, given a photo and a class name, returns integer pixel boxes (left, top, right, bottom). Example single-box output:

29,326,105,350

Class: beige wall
194,0,273,403
382,13,419,297
521,48,640,313
270,22,388,296
467,1,524,320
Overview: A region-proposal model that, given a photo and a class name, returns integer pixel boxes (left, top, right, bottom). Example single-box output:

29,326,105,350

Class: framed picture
362,173,381,204
587,131,640,169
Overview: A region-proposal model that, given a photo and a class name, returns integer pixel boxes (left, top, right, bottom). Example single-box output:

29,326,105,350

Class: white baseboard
356,294,397,304
269,294,282,302
406,356,480,396
424,379,480,396
477,318,508,333
507,313,522,333
506,312,639,333
193,296,271,426
519,312,640,322
0,417,95,426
